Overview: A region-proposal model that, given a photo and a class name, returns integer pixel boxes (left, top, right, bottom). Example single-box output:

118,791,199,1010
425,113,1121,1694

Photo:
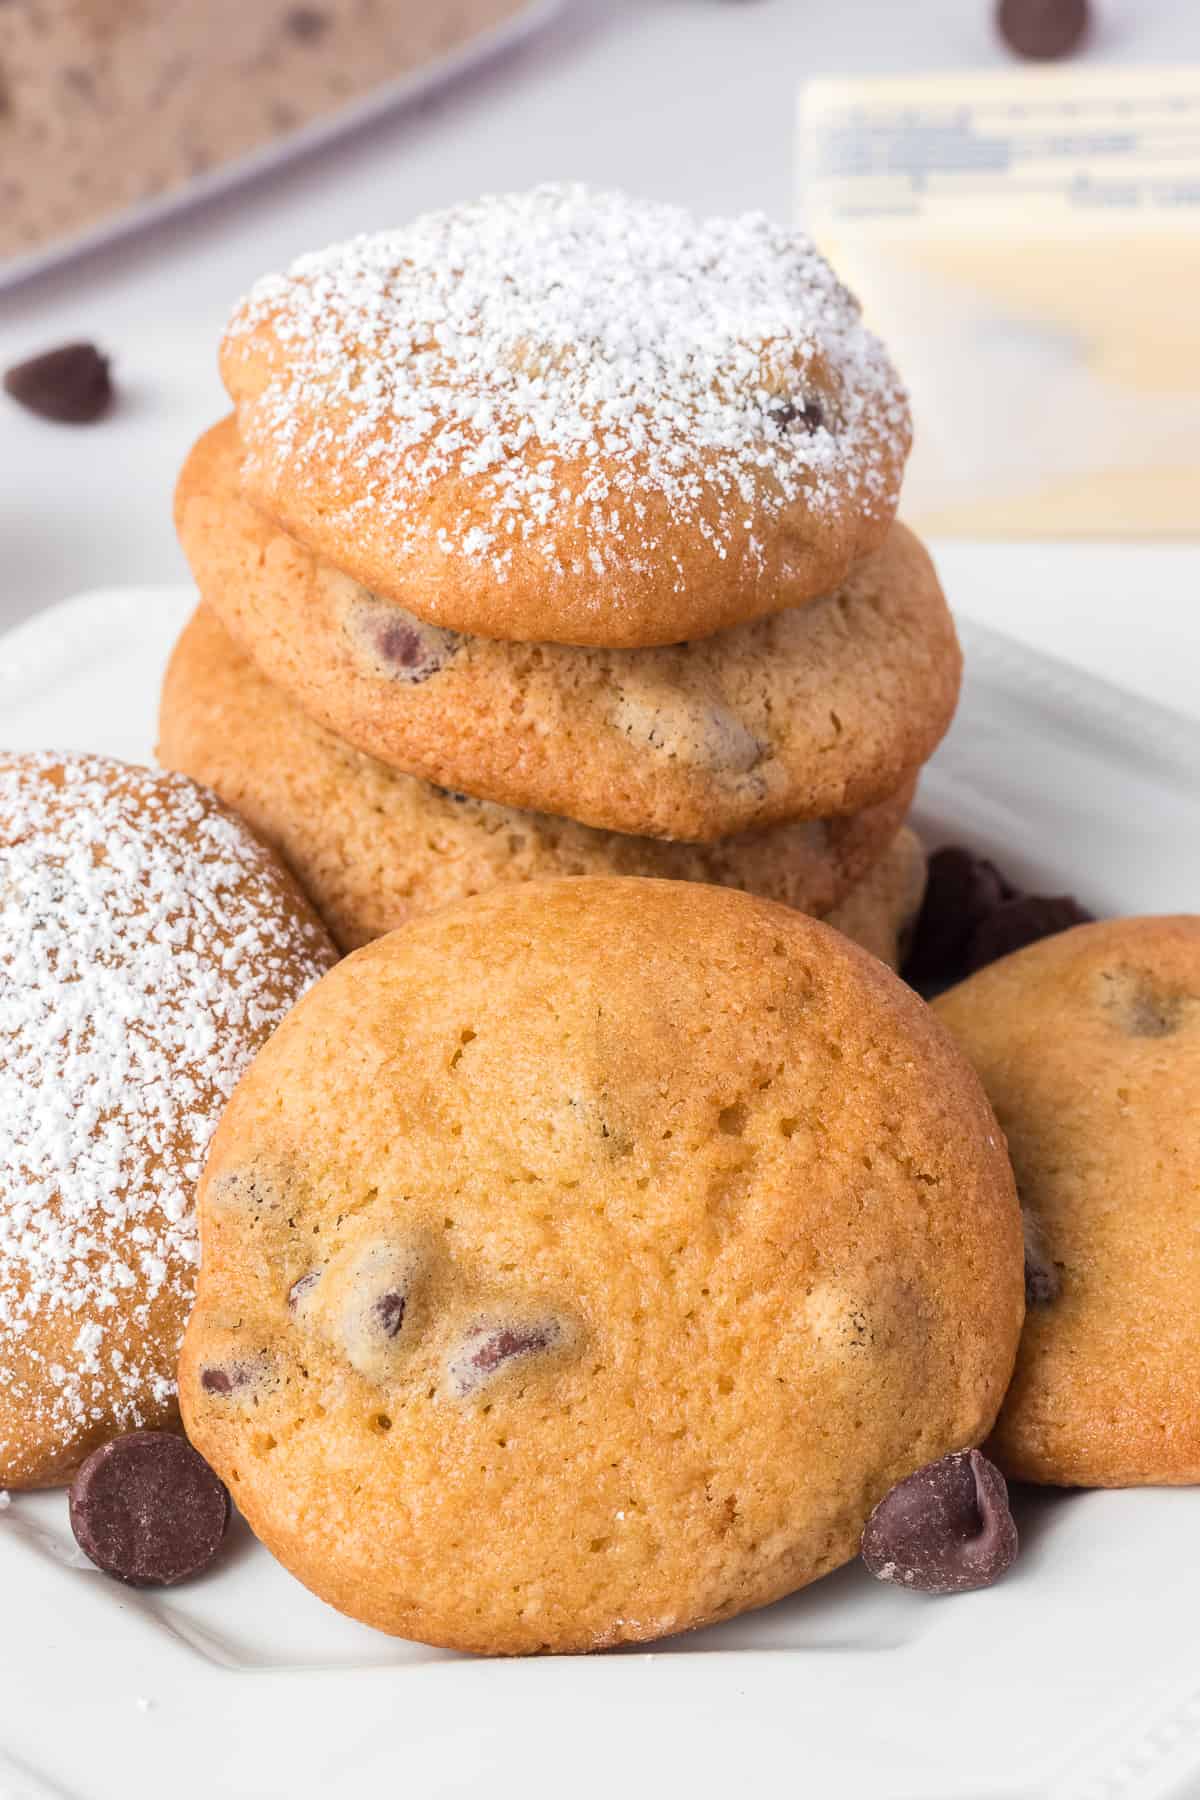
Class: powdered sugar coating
0,753,335,1480
222,184,910,619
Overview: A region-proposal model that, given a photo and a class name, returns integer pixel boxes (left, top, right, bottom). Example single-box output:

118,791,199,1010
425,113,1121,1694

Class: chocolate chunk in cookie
68,1431,230,1587
861,1448,1018,1594
350,601,460,684
446,1316,569,1398
4,342,112,423
1022,1211,1062,1306
200,1358,269,1397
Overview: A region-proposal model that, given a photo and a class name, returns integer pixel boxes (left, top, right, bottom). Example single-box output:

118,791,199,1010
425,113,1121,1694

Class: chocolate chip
1023,1211,1062,1305
287,1270,321,1310
997,0,1090,60
447,1317,566,1398
862,1449,1018,1595
4,342,113,424
285,6,329,40
902,846,1015,989
771,396,824,434
68,1431,230,1588
1101,971,1192,1039
319,1240,424,1382
965,895,1094,974
200,1362,258,1396
351,602,460,684
371,1291,406,1338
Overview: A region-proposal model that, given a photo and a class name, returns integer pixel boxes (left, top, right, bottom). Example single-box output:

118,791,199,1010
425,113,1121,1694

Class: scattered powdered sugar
0,753,333,1462
228,184,909,582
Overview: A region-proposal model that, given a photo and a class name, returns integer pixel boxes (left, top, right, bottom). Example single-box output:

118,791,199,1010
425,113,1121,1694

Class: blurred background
1,0,1198,635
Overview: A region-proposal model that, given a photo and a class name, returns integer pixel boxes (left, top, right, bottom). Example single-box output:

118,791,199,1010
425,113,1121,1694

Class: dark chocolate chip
371,1290,407,1338
771,396,824,434
4,342,113,424
1105,973,1191,1039
68,1431,230,1588
285,6,329,40
862,1448,1018,1595
287,1271,321,1310
447,1318,565,1397
353,604,460,684
200,1363,257,1396
1023,1210,1061,1305
1122,992,1183,1038
965,895,1094,974
997,0,1090,60
902,846,1015,988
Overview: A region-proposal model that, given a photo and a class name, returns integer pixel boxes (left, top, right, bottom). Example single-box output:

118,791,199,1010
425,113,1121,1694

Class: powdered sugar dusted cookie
0,753,336,1487
220,185,911,648
175,421,955,842
180,878,1022,1654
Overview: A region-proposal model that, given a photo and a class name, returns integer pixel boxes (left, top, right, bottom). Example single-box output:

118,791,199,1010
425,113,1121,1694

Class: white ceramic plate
2,568,1200,1800
0,0,564,292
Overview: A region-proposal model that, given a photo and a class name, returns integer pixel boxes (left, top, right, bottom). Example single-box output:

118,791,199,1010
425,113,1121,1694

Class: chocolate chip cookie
936,916,1200,1487
157,604,918,953
220,186,911,648
179,877,1022,1653
175,420,956,842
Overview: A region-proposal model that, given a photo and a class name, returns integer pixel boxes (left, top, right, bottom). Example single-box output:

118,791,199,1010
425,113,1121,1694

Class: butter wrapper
799,68,1200,537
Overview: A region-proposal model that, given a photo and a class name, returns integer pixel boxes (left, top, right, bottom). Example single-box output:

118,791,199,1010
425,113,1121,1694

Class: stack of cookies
162,185,961,966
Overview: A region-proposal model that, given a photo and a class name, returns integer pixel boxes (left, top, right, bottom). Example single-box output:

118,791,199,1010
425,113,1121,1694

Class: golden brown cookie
935,916,1200,1487
175,420,956,842
157,604,917,953
0,753,336,1488
179,878,1022,1653
824,826,926,971
220,185,911,648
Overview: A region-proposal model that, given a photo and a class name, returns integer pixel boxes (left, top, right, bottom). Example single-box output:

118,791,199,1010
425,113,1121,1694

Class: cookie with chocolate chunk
157,604,917,953
935,916,1200,1486
174,418,958,843
179,877,1022,1654
219,186,911,648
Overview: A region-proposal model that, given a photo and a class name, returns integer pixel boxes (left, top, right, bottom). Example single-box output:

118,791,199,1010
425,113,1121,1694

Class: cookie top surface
180,877,1021,1653
177,419,955,841
158,604,915,952
220,185,911,646
0,753,336,1486
935,916,1200,1487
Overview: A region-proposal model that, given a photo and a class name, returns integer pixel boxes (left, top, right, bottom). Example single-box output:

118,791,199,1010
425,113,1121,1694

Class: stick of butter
799,68,1200,537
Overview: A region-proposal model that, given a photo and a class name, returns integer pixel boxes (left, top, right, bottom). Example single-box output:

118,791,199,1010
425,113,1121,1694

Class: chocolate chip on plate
902,845,1015,988
4,342,113,423
964,894,1094,974
862,1448,1018,1595
997,0,1090,60
68,1430,230,1587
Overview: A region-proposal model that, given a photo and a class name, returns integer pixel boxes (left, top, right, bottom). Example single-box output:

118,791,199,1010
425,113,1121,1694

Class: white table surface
1,0,1198,686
